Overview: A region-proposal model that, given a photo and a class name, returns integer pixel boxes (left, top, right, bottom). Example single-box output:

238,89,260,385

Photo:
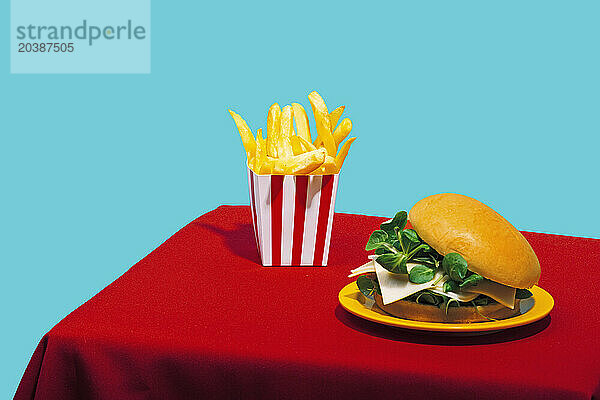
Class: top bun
409,193,540,288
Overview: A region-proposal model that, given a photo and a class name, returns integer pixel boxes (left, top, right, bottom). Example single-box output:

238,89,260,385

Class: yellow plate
338,282,554,333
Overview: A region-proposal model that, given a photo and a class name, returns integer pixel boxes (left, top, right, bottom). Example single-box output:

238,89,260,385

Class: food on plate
349,193,542,323
229,91,356,175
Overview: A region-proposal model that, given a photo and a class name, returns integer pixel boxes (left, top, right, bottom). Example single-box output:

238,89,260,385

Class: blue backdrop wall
2,1,599,398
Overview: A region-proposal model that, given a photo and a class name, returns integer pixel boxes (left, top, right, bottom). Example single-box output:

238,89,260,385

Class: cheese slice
429,276,515,306
348,258,427,278
350,257,516,309
429,276,480,302
374,260,444,305
348,260,376,278
463,279,516,309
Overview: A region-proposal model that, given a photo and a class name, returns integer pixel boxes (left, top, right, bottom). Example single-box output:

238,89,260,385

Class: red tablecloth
15,206,600,400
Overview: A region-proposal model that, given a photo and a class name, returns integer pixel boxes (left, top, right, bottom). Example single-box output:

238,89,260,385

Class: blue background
2,1,599,398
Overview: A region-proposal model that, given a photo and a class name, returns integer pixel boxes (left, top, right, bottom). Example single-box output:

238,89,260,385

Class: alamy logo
16,20,147,46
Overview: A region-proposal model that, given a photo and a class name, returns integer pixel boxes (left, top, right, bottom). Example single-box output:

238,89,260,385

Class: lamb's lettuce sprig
440,252,534,298
356,275,381,298
365,212,440,282
441,252,484,292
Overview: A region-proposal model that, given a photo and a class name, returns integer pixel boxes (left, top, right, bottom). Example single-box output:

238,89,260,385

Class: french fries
229,91,356,175
290,136,304,156
308,91,336,157
286,148,327,175
266,103,281,158
228,110,256,157
297,136,317,152
291,103,311,143
253,128,266,172
329,105,345,131
278,105,294,159
332,118,352,147
335,136,356,168
313,155,339,175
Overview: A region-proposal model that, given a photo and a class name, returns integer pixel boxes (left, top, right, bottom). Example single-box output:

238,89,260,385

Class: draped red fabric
14,206,600,400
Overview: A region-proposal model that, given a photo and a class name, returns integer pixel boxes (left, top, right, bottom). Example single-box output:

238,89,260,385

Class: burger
349,193,541,323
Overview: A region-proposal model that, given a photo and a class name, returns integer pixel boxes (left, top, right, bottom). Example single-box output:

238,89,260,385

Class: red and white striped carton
247,168,340,266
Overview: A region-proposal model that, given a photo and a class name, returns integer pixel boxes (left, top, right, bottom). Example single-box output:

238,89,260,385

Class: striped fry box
247,168,340,266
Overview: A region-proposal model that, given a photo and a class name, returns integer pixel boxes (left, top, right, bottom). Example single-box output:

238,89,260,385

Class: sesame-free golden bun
409,193,540,289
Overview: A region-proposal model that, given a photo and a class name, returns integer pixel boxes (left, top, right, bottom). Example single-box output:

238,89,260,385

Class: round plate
338,283,554,333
